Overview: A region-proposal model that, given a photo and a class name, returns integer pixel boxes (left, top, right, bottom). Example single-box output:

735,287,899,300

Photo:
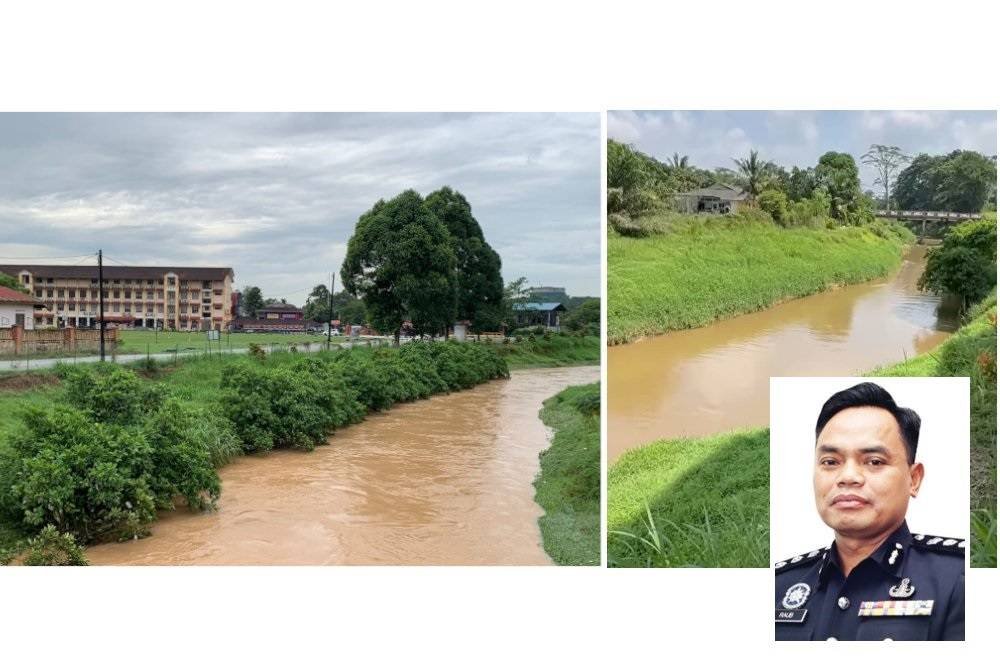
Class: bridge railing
876,210,982,221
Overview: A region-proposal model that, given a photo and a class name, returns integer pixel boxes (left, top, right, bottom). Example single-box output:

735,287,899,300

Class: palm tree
669,152,689,169
733,149,768,202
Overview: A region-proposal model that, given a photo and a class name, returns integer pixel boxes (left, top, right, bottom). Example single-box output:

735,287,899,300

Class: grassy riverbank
608,295,997,569
872,293,997,568
608,428,769,568
608,212,913,344
0,341,509,563
534,383,600,566
496,334,600,369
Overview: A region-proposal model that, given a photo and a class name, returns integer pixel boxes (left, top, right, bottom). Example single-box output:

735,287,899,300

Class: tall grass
494,334,599,369
607,428,769,568
608,212,913,344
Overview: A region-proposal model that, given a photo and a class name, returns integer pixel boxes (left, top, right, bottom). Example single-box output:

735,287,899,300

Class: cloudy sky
609,110,997,191
0,113,600,303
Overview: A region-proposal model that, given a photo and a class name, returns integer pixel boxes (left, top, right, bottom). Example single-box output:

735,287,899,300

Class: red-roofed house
0,286,43,329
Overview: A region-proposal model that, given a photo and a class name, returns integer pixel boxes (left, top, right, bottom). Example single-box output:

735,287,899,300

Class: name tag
775,609,808,623
858,600,934,617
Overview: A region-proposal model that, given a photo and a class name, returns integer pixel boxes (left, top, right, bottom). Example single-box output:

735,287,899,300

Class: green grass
608,212,914,344
493,334,599,369
533,383,600,566
873,293,997,568
608,428,769,568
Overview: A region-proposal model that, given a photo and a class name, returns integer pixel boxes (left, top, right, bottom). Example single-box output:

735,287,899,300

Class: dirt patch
0,373,60,393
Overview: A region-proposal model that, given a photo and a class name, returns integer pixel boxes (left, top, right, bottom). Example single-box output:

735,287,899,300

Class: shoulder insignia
911,534,965,555
775,547,826,573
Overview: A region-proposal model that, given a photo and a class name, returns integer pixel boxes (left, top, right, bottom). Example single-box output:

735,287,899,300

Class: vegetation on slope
534,383,600,566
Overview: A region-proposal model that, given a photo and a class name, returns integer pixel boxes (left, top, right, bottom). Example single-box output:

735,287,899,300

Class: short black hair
815,382,921,464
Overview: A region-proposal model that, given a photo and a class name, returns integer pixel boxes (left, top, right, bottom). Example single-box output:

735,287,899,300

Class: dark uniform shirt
774,521,964,641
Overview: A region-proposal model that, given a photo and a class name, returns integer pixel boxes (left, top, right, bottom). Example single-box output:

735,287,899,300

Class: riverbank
533,383,600,566
607,294,995,569
497,334,600,369
872,293,997,568
0,341,510,563
608,213,914,344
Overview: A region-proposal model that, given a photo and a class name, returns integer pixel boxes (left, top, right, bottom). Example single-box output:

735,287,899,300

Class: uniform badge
782,582,811,609
889,578,915,598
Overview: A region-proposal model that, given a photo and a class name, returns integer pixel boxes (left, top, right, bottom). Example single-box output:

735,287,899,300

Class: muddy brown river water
87,365,599,565
608,246,958,462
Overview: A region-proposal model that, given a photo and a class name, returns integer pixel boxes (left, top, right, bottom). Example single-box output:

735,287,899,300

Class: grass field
533,383,600,566
608,213,913,344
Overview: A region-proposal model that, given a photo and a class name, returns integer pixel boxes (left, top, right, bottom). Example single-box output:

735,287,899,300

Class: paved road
0,338,391,372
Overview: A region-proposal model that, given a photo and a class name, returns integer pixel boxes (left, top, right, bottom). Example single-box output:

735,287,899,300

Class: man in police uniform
775,382,964,641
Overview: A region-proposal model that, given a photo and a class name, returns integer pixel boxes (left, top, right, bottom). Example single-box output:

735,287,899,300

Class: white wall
0,304,34,329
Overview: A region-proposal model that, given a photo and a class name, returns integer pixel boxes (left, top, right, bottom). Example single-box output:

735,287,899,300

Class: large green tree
425,187,504,331
920,218,997,310
341,190,457,341
241,285,264,318
894,151,997,212
815,151,869,223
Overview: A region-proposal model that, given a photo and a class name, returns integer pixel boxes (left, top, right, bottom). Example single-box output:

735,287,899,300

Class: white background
0,0,997,667
771,377,970,561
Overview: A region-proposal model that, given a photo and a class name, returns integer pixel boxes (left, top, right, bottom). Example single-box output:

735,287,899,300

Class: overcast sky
0,113,600,303
609,110,997,191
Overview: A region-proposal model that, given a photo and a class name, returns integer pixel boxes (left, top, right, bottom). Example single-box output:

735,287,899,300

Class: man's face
813,406,923,540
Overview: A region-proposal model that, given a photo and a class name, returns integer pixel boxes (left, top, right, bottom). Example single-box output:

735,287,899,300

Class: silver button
838,596,850,610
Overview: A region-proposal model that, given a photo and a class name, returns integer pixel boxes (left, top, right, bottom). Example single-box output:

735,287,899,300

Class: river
86,365,598,565
608,246,959,462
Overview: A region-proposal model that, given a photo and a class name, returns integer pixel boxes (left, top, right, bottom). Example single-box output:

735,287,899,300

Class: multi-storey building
0,264,235,331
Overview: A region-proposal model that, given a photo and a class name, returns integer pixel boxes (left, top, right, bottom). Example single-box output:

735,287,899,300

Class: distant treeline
607,139,997,236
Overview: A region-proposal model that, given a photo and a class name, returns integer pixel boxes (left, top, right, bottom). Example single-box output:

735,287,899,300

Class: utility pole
327,272,334,349
98,249,106,362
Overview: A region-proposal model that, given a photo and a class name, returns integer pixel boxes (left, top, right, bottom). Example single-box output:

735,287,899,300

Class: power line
0,253,97,261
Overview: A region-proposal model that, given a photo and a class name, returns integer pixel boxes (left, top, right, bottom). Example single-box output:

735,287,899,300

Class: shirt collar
819,520,912,585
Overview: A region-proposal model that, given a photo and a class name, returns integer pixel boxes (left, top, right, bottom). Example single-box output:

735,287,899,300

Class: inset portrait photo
771,377,968,641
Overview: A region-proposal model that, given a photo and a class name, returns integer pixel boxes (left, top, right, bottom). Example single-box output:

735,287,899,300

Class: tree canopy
341,189,457,339
861,144,910,210
240,286,264,318
815,151,870,223
919,218,997,309
425,187,504,331
894,150,996,213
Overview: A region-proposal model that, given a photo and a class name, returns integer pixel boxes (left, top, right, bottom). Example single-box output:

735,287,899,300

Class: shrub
758,189,789,226
920,218,997,309
248,343,266,361
0,406,158,543
2,525,89,566
143,398,224,510
60,364,166,425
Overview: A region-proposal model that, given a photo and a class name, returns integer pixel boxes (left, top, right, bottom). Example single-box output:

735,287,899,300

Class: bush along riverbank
872,293,997,568
608,210,914,344
607,293,997,569
533,383,600,566
0,340,508,564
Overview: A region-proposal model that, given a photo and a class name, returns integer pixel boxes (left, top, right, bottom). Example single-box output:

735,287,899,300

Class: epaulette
775,546,828,574
910,533,965,555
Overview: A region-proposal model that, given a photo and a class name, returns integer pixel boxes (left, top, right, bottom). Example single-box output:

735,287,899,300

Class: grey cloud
0,113,600,303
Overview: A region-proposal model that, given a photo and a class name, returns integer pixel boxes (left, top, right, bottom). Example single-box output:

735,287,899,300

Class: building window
113,279,121,285
113,290,120,299
46,278,54,284
167,277,176,285
124,290,131,299
35,290,42,298
57,289,65,298
20,274,29,284
68,303,76,311
68,289,76,298
46,289,53,298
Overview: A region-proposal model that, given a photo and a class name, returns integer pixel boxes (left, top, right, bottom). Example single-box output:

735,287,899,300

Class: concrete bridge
875,210,982,237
